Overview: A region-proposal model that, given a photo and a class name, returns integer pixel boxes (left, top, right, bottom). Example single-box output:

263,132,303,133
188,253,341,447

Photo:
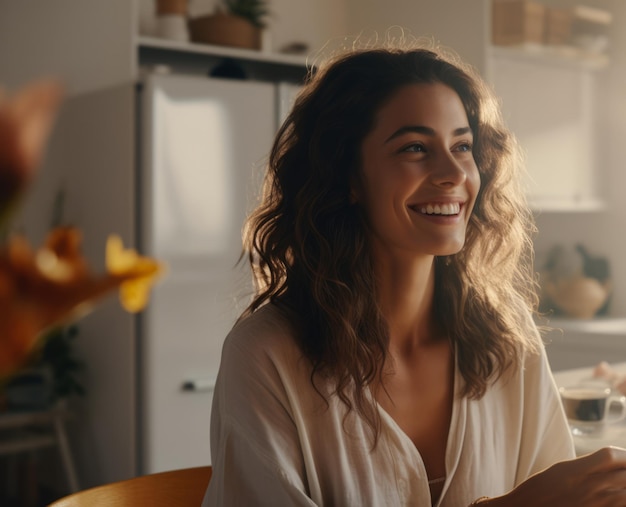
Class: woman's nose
429,152,467,187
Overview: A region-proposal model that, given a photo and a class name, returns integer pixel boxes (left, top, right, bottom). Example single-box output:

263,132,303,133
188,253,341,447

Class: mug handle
606,394,626,424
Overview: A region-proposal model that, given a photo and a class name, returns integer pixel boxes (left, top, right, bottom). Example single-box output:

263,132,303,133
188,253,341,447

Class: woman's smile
412,201,461,216
408,201,466,226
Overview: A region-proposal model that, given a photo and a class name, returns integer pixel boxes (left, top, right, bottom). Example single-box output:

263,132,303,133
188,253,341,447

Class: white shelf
530,197,606,213
137,36,309,68
545,317,626,335
489,44,610,71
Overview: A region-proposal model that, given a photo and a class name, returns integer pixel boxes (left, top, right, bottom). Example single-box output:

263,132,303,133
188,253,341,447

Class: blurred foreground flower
0,227,164,378
0,79,166,382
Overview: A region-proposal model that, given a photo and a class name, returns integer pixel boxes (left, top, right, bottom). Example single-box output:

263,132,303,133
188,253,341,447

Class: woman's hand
485,447,626,507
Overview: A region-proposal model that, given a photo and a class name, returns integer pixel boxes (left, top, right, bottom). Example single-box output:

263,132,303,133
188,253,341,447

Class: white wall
0,0,135,95
343,0,490,73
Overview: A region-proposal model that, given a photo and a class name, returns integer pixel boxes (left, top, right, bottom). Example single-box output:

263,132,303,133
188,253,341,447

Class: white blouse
202,304,575,506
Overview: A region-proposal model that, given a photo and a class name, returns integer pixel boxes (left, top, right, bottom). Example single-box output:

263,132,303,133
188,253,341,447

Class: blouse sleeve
201,315,318,507
514,345,576,485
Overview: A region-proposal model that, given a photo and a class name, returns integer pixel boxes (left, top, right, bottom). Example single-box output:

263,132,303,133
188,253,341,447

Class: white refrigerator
138,73,300,474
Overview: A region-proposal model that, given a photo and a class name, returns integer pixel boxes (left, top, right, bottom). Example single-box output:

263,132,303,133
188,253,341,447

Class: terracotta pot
156,0,187,16
188,13,261,50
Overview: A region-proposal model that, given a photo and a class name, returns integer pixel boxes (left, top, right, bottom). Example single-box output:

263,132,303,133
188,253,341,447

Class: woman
203,43,626,506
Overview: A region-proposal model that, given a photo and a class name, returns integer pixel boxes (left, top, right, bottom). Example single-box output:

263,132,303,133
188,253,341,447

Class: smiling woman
202,39,626,507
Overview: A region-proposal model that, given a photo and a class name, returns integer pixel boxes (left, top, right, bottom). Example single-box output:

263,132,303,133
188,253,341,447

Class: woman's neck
374,254,439,354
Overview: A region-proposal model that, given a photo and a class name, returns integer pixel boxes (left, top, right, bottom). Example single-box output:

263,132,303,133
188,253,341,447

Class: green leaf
224,0,269,28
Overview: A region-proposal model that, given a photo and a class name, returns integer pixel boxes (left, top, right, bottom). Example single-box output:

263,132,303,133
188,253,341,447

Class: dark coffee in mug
560,388,608,422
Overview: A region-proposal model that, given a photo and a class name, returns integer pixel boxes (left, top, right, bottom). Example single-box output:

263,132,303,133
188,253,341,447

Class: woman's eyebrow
384,125,472,143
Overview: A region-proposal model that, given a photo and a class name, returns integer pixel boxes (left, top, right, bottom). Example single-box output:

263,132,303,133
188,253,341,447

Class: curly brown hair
242,41,539,439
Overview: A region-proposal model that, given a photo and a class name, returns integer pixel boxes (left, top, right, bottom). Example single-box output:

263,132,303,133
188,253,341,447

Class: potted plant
188,0,269,50
3,325,84,410
155,0,187,16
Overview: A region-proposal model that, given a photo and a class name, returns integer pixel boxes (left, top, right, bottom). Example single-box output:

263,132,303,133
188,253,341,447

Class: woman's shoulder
221,303,303,365
215,304,317,413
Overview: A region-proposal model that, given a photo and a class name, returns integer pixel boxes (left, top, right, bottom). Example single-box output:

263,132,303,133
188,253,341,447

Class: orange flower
0,227,165,378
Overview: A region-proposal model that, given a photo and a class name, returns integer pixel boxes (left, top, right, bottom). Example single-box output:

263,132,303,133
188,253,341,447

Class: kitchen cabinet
480,3,624,366
487,45,607,211
135,48,304,477
138,74,295,474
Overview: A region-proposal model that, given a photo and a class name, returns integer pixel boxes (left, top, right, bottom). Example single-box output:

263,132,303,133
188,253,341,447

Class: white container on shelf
155,14,189,42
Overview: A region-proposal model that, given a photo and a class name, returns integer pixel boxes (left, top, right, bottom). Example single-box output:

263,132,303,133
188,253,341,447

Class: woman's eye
402,143,425,153
456,142,473,152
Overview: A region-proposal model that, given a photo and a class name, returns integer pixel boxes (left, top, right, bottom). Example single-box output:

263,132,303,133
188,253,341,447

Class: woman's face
354,82,480,262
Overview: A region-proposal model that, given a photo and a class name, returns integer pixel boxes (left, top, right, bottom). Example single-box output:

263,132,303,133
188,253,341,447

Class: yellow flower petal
119,277,153,313
106,235,139,273
106,234,165,281
104,234,165,313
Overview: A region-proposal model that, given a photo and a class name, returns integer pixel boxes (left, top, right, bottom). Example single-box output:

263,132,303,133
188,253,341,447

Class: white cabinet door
490,53,602,211
277,81,302,126
140,75,276,473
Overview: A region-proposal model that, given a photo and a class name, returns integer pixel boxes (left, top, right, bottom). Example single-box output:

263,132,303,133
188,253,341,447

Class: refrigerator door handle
181,378,216,392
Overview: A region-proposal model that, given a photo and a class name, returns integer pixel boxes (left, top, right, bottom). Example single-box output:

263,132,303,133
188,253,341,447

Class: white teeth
418,203,460,216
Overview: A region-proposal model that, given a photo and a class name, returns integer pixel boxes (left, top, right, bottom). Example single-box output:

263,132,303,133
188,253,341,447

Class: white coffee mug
559,385,626,436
